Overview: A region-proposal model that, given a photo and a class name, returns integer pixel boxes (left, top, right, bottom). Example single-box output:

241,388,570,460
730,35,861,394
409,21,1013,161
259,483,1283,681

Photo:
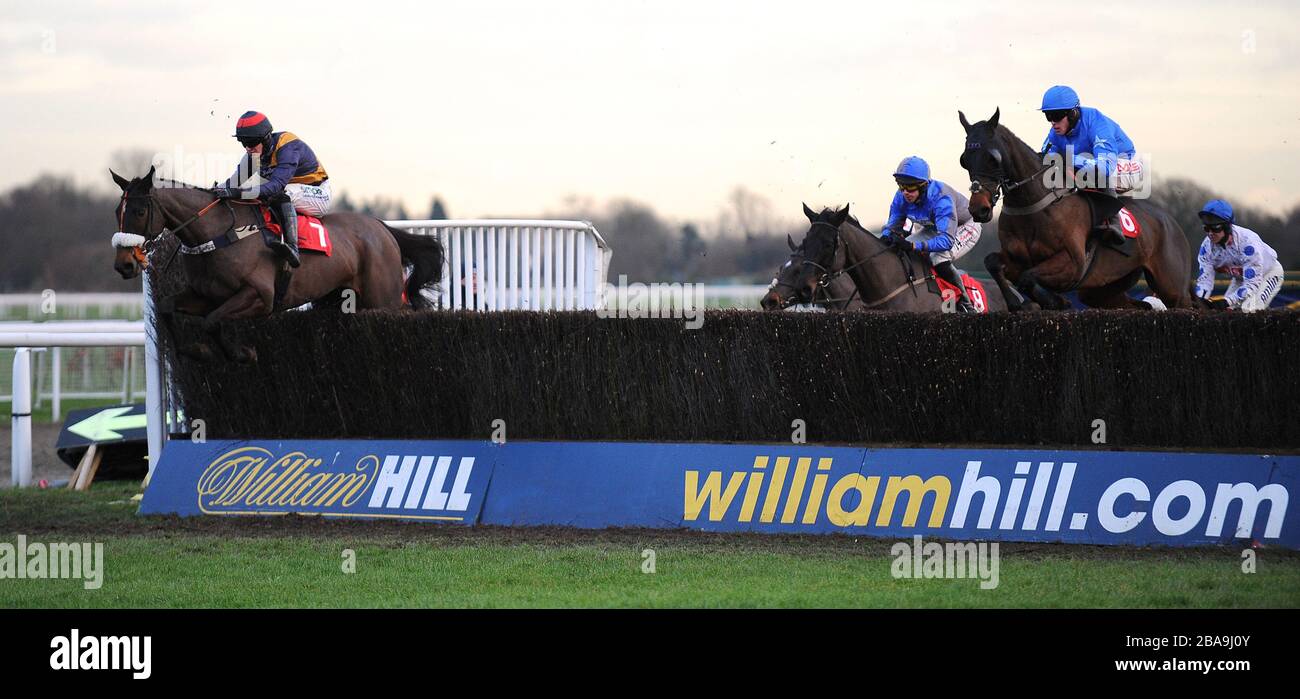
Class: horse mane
812,207,874,237
150,176,210,191
843,213,873,237
994,122,1042,162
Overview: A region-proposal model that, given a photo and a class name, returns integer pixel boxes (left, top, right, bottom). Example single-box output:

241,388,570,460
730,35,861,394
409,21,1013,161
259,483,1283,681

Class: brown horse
958,109,1193,310
760,237,866,311
789,204,1008,313
111,166,444,361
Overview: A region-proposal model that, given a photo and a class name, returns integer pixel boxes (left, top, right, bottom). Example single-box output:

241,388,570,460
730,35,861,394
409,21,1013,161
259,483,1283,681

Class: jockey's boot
274,198,301,268
1096,187,1127,248
936,261,977,313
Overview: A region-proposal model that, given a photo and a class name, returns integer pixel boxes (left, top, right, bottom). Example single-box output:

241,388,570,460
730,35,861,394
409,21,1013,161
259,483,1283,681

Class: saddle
259,206,333,255
931,270,991,313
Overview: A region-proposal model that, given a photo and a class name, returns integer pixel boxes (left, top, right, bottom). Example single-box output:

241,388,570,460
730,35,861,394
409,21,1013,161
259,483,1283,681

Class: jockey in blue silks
1040,85,1143,245
880,156,983,313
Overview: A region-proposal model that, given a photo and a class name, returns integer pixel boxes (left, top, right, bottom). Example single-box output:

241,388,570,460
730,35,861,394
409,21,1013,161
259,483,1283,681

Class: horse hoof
1141,295,1168,311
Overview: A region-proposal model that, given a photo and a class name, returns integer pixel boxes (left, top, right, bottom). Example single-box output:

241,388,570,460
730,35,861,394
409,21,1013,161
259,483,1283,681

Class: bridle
797,220,929,309
113,191,164,267
770,252,853,310
112,182,236,269
963,140,1073,217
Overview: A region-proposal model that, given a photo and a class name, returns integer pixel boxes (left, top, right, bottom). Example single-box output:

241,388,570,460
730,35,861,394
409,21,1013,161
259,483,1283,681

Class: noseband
964,144,1063,215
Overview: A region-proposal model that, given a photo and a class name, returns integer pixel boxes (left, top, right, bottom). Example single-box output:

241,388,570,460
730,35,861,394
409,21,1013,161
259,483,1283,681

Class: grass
3,482,1299,608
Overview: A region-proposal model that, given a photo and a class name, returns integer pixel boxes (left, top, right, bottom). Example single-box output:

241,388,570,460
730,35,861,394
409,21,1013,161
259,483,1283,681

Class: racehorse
789,203,1008,312
111,166,444,362
958,109,1194,310
760,241,865,311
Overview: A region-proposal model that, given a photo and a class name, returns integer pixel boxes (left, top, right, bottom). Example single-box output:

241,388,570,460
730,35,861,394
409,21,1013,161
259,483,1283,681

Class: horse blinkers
962,147,1003,223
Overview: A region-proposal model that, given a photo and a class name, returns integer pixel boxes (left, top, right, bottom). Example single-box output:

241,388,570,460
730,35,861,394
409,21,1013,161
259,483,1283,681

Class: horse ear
959,110,971,133
110,169,130,191
787,233,797,251
830,205,849,227
802,202,817,222
144,164,157,189
989,107,1000,129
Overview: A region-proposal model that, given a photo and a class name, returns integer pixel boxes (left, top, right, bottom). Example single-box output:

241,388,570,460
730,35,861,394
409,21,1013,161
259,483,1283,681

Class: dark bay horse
760,239,865,311
111,166,444,361
958,109,1193,310
790,204,1007,312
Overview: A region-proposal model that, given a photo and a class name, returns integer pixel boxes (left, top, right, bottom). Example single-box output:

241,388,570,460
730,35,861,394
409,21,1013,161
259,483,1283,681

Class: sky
2,0,1298,230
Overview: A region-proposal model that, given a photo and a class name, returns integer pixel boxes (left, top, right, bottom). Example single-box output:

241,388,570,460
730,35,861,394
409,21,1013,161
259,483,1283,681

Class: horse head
958,108,1004,223
760,235,806,311
110,165,165,279
789,202,850,303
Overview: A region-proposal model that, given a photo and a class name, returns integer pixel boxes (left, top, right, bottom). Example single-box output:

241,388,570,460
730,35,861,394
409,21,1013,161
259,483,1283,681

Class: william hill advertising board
141,440,1298,549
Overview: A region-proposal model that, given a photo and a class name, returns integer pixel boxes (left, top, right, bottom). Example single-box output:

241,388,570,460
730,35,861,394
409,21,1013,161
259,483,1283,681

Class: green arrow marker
68,407,148,442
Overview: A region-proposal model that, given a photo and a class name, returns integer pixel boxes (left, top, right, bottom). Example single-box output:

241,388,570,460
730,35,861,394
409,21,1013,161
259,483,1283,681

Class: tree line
0,172,1295,292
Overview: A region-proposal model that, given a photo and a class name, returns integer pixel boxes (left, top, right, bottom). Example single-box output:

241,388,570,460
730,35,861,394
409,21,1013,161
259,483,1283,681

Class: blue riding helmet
1040,85,1081,112
1199,199,1234,224
893,156,931,183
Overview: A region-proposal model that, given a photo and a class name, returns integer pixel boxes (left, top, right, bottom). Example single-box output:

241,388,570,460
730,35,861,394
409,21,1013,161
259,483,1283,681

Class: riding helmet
1040,85,1081,111
234,110,274,143
893,156,931,184
1198,199,1234,225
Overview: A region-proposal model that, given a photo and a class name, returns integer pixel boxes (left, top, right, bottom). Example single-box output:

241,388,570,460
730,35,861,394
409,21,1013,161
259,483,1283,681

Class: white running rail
385,219,612,311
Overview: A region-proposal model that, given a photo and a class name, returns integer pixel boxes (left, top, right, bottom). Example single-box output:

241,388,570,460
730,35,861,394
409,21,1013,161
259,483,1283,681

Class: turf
2,482,1298,608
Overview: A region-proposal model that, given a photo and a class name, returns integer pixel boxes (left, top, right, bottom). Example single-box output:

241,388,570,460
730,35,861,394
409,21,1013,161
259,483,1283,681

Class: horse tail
384,225,445,309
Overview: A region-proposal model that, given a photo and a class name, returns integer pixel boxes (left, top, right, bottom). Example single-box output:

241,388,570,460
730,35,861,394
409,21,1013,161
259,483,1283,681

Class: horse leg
313,287,347,313
1142,260,1196,310
355,242,406,310
1078,270,1148,309
1132,202,1196,309
985,252,1037,312
1015,268,1072,310
1016,248,1092,311
202,285,272,363
159,289,220,362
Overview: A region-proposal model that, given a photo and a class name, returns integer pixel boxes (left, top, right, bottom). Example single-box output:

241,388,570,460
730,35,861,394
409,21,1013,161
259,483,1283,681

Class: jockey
1039,85,1141,246
880,156,983,313
213,110,331,268
1194,199,1284,313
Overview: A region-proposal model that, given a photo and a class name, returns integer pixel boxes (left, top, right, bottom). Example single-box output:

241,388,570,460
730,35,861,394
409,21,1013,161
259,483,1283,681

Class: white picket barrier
3,321,147,488
385,220,612,311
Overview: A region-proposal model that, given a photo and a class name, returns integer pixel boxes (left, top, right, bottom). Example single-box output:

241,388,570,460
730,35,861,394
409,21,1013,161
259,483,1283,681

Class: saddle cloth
934,271,992,313
260,207,333,256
